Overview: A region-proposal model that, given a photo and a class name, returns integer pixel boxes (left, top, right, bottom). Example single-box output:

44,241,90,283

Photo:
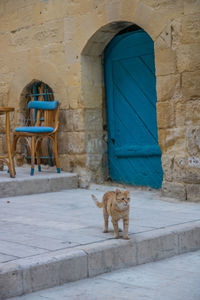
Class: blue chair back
28,100,58,110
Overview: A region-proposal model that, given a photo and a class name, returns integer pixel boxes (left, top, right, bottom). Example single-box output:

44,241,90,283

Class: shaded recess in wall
116,24,142,35
18,80,55,166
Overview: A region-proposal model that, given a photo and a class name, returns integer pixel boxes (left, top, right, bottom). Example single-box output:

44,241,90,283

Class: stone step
0,167,78,198
1,221,200,299
7,250,200,300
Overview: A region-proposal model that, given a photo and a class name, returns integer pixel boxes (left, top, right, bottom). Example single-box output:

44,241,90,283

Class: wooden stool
0,107,16,178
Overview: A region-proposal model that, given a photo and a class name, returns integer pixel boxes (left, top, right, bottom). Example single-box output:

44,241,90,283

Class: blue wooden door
104,30,163,188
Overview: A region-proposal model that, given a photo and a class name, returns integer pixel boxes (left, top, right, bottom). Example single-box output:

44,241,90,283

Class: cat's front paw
123,235,129,240
103,229,109,233
114,234,120,239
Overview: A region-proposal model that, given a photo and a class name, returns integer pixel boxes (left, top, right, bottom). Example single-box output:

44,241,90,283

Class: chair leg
12,135,19,176
5,111,15,178
53,133,60,173
12,135,18,158
36,138,42,172
30,136,35,176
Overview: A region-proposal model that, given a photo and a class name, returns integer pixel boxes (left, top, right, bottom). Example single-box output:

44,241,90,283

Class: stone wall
0,0,199,201
154,1,200,201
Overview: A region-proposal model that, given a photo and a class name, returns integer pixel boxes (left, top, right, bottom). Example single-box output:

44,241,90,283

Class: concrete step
1,221,200,299
0,166,78,198
8,250,200,300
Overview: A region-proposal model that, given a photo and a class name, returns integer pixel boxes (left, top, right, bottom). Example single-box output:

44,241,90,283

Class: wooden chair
13,100,60,175
0,107,16,177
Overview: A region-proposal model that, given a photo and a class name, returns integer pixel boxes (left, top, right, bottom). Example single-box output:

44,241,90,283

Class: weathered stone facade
0,0,199,201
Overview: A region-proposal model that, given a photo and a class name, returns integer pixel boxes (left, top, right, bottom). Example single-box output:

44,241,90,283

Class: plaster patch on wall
188,157,200,168
178,157,185,166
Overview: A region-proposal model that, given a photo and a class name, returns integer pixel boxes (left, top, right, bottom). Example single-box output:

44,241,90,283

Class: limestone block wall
0,0,199,201
154,2,200,201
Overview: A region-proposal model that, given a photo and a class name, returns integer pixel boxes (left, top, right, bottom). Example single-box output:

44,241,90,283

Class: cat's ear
116,188,121,195
126,190,130,197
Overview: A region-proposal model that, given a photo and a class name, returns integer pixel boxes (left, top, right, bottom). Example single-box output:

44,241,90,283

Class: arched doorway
104,29,163,188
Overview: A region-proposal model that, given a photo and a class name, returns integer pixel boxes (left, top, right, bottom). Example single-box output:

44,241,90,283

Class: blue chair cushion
15,126,54,133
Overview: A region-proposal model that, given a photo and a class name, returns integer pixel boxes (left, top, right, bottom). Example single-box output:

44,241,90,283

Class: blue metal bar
27,156,55,159
33,83,38,123
44,84,48,101
26,93,53,96
33,84,38,100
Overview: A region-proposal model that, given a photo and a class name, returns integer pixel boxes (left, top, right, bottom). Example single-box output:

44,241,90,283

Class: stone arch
8,61,68,117
80,21,158,183
18,79,54,125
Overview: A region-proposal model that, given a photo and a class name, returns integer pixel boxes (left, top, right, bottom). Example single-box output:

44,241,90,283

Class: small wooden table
0,107,16,177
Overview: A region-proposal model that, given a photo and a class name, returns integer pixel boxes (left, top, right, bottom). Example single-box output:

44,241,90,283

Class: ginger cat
91,189,130,239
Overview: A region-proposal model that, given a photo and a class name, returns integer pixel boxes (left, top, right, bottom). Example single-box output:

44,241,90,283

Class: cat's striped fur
92,189,130,239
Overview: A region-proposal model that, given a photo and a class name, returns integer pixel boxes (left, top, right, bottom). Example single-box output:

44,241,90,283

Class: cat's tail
91,194,103,208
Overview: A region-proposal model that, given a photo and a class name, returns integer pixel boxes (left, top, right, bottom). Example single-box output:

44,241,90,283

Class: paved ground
1,183,200,299
0,184,200,263
9,250,200,300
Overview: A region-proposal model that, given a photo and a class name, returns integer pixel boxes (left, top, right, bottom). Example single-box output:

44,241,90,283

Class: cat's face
115,189,130,210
